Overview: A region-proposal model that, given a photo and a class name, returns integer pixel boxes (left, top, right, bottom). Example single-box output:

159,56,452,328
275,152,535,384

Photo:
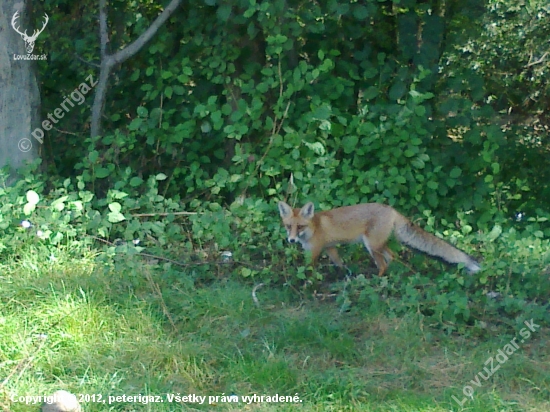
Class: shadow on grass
0,248,549,411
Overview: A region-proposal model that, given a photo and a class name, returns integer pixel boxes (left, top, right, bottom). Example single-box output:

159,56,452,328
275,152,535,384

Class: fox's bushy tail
393,216,481,274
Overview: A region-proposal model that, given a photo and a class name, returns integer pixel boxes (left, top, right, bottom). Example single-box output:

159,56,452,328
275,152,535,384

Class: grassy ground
0,247,549,412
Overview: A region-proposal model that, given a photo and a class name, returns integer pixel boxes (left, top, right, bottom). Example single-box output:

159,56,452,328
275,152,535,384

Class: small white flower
21,220,32,228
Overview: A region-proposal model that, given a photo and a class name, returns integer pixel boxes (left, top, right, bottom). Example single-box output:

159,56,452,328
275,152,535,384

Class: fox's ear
299,202,315,219
278,201,293,218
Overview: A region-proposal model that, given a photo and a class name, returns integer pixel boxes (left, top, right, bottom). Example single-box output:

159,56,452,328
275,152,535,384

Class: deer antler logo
11,11,49,54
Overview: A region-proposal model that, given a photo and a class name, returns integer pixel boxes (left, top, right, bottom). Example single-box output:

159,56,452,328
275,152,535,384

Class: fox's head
278,201,315,245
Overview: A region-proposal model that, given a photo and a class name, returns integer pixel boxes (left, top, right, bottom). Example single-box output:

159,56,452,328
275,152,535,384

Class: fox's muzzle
288,237,297,243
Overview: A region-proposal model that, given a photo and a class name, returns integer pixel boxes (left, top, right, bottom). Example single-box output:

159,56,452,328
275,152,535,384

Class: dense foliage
6,0,547,330
36,0,548,219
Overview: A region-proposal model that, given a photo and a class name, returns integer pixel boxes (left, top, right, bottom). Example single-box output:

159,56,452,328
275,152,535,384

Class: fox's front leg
326,247,353,277
309,244,322,268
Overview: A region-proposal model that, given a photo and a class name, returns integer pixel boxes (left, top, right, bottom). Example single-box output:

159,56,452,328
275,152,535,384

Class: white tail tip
466,261,482,274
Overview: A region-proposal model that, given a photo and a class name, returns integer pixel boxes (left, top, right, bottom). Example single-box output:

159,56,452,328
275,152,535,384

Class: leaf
450,167,462,178
217,4,232,21
411,157,425,169
304,141,326,155
137,106,148,117
342,135,359,154
318,120,331,131
23,203,36,215
52,196,68,211
353,5,369,19
108,212,126,223
201,121,212,133
243,7,255,18
89,150,99,163
130,177,143,187
130,69,140,81
95,168,110,178
108,202,122,213
487,225,502,241
128,118,142,131
364,67,378,79
414,105,426,116
26,190,40,205
389,81,406,101
311,104,332,120
364,86,379,100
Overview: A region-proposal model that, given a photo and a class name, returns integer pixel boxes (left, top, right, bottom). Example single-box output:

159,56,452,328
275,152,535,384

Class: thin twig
275,101,292,135
526,52,548,68
74,53,100,68
241,56,292,198
52,127,81,136
131,211,199,217
89,236,265,270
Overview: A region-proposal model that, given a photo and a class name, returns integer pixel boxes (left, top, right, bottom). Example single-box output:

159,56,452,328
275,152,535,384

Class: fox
278,201,481,276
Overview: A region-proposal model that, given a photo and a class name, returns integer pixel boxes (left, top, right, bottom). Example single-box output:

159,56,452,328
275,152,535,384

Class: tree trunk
0,0,41,184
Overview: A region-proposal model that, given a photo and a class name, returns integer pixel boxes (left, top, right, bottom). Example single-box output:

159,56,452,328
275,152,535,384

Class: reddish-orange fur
278,201,481,276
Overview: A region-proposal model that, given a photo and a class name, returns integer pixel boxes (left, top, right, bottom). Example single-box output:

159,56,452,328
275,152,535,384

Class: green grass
0,247,549,411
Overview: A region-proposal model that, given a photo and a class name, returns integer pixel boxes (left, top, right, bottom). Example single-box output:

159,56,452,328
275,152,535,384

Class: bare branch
110,0,183,66
91,0,183,138
90,60,112,138
526,52,549,68
99,0,109,60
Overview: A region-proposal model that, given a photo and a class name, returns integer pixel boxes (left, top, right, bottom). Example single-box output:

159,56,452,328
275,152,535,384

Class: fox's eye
285,225,291,230
297,225,307,232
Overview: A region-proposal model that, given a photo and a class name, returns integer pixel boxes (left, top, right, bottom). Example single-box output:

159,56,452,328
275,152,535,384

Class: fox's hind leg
325,247,344,267
381,246,394,265
361,235,391,276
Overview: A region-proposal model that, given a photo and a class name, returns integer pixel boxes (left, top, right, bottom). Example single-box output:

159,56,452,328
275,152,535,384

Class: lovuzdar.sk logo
11,10,48,60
